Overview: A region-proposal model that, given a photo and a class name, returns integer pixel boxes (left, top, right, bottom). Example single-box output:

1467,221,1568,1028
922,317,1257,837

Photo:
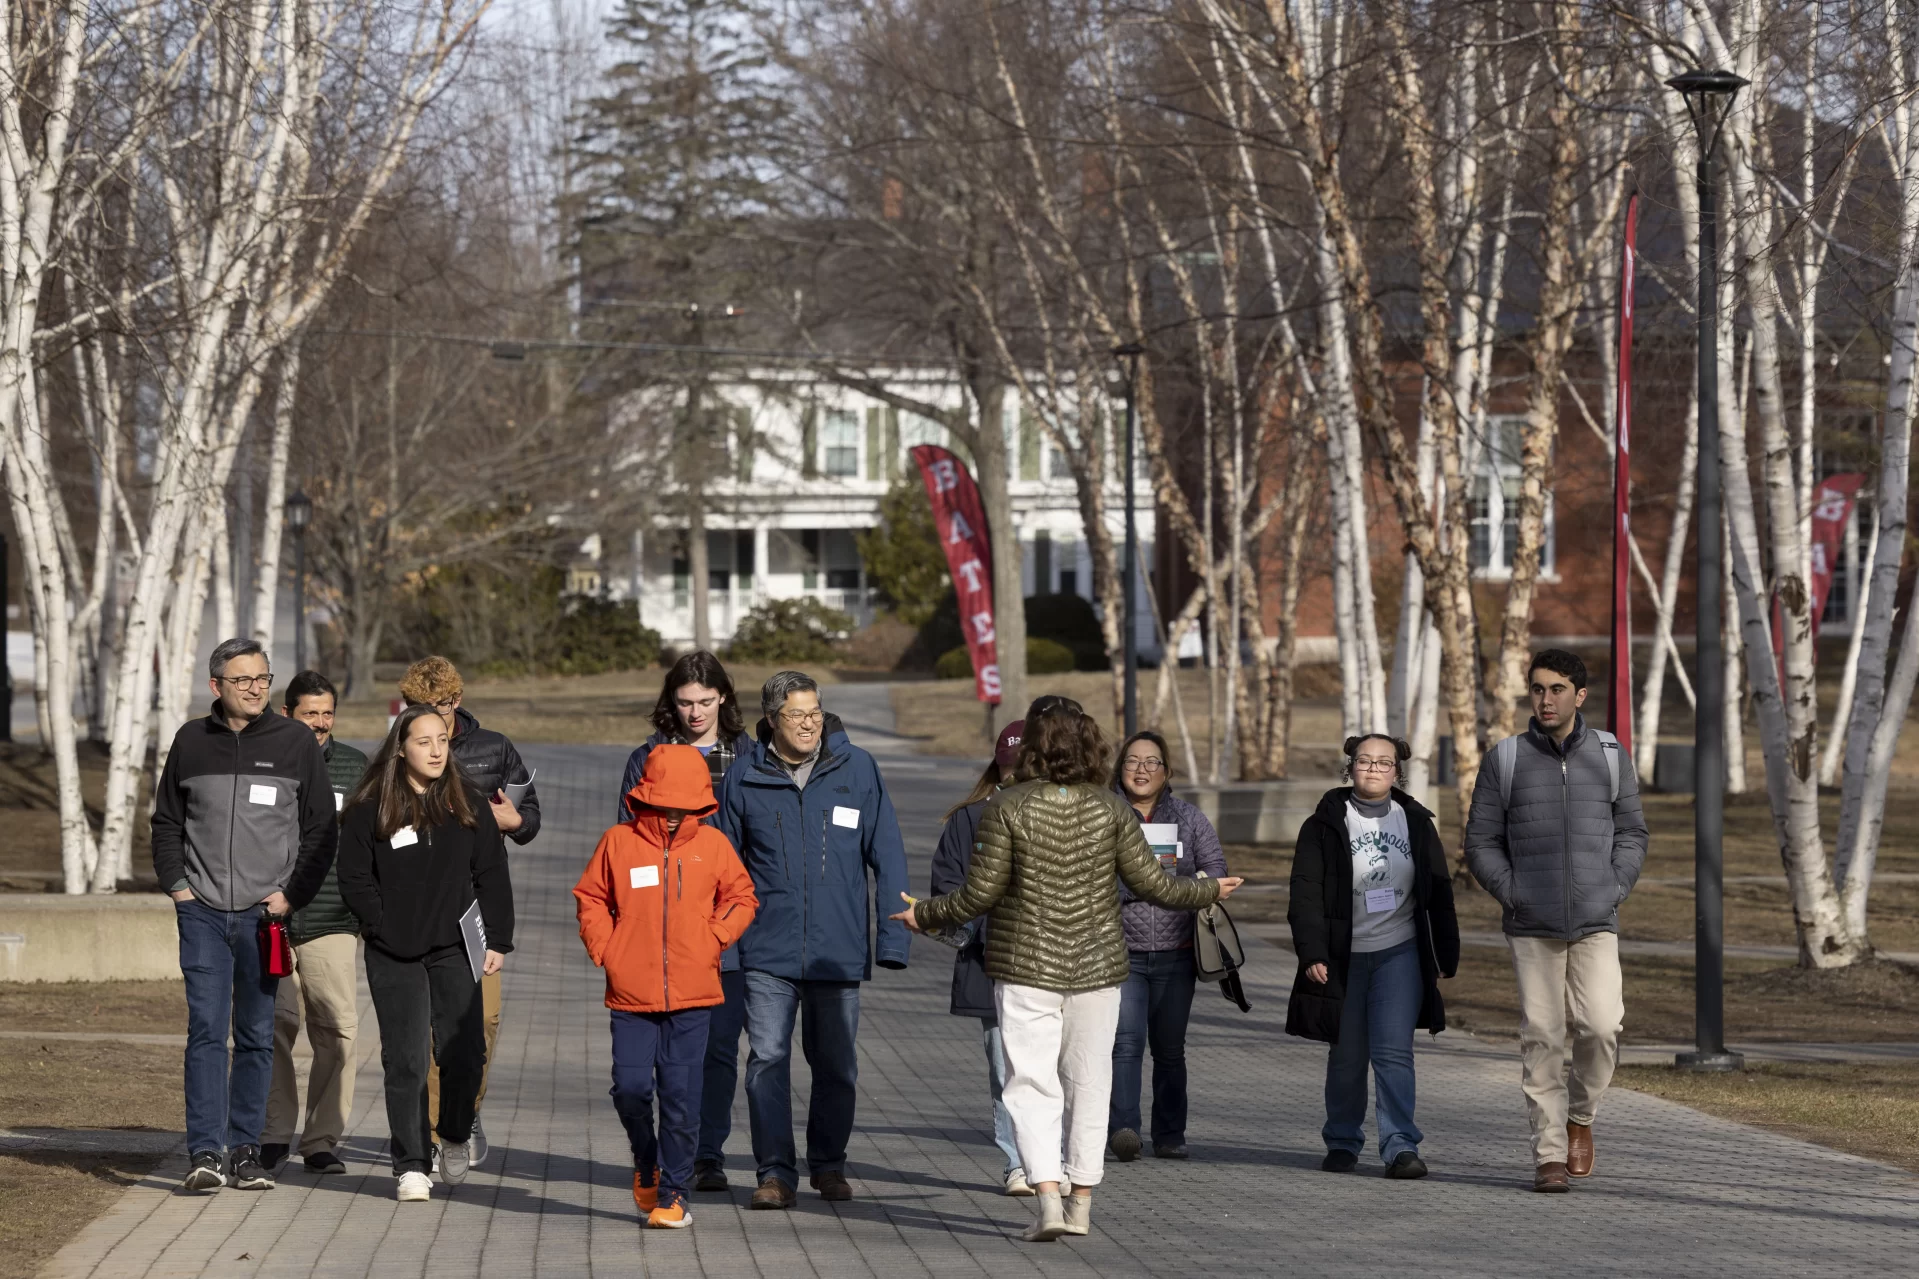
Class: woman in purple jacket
1106,730,1227,1161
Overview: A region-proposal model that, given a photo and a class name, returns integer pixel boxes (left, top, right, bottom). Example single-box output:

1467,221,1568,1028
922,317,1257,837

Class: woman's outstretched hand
1214,876,1245,900
889,891,925,933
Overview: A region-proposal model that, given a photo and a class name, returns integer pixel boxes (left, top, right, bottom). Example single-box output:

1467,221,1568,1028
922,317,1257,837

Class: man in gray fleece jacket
1466,649,1647,1194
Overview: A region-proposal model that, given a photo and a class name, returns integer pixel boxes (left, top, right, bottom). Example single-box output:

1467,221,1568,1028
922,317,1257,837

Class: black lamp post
0,528,10,742
287,488,312,673
1667,66,1747,1074
1113,343,1144,737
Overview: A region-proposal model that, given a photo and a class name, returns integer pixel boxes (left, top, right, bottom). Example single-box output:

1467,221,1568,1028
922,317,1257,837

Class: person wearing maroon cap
928,720,1030,1196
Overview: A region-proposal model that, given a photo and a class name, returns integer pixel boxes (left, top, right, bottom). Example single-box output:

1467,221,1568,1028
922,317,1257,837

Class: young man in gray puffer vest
1465,649,1647,1194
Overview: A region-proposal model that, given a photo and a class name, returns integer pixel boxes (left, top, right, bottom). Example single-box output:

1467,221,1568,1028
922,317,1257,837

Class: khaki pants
429,969,501,1141
1509,932,1624,1165
265,932,360,1156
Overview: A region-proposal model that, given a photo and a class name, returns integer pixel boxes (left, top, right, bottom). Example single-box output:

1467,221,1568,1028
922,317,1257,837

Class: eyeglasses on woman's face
1124,756,1166,774
1352,757,1398,773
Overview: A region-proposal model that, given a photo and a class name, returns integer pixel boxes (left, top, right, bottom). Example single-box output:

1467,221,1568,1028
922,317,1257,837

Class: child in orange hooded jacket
575,744,757,1228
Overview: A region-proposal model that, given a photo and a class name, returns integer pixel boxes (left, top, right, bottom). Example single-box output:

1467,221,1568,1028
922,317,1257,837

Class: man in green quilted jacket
262,671,369,1174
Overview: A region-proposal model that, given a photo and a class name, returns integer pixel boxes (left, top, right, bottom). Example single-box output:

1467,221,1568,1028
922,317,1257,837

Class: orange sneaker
632,1169,658,1214
647,1194,691,1229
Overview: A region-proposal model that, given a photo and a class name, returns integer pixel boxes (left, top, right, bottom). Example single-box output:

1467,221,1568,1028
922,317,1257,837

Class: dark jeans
364,942,486,1174
1108,948,1197,1145
175,897,279,1155
611,1008,712,1198
742,971,860,1187
1323,938,1424,1162
696,967,748,1165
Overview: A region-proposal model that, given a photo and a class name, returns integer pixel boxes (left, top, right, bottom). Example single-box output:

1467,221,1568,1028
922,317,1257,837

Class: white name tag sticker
334,790,345,812
1365,887,1398,914
831,806,860,830
248,784,277,806
389,826,419,849
630,865,660,889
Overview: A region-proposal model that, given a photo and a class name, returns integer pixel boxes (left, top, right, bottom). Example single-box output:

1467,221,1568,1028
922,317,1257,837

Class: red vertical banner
1608,193,1639,755
911,445,1001,704
1807,473,1865,639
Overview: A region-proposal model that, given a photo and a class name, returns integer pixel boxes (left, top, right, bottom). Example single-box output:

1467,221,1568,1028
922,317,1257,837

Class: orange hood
625,743,719,823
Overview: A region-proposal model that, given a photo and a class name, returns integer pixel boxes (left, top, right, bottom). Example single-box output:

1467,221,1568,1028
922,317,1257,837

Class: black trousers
365,942,485,1174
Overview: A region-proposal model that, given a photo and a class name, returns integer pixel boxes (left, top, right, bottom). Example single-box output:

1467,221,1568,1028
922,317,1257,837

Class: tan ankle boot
1023,1189,1068,1242
1063,1192,1091,1236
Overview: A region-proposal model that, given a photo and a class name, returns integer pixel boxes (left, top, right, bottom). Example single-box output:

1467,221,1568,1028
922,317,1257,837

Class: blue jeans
1109,949,1197,1145
696,968,748,1166
742,971,860,1187
982,1020,1020,1175
610,1008,711,1198
1323,939,1424,1162
175,898,279,1155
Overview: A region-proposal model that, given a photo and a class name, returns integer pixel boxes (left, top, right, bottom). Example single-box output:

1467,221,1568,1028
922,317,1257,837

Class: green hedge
936,637,1075,680
727,597,855,665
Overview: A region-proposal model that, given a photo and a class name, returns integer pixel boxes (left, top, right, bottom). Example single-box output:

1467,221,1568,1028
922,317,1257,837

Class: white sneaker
439,1141,470,1186
1063,1192,1091,1236
396,1171,433,1202
469,1115,487,1166
1003,1169,1035,1197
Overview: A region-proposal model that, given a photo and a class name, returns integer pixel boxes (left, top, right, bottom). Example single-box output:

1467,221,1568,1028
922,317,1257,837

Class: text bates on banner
910,444,1001,704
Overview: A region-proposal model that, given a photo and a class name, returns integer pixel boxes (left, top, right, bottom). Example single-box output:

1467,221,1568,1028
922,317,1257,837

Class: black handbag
1193,875,1251,1012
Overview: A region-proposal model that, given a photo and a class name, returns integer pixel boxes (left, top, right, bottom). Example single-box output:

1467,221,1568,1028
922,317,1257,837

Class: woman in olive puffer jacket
895,707,1241,1243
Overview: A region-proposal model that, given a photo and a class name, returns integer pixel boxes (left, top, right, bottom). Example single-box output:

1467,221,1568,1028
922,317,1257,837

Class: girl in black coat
338,703,513,1202
927,720,1028,1196
1287,735,1459,1179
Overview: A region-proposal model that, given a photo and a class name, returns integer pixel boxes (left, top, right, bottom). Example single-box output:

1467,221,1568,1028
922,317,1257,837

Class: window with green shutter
801,405,819,479
1018,408,1041,481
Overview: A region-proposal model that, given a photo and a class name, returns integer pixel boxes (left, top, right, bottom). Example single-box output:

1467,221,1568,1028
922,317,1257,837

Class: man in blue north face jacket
714,670,909,1208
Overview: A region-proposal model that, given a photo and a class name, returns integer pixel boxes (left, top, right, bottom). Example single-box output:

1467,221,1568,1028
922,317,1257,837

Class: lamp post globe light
287,488,313,674
1112,342,1145,738
1666,65,1747,1074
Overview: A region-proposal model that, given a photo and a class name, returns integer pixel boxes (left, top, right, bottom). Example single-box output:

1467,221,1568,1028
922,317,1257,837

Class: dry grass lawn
0,980,186,1279
1613,1061,1919,1175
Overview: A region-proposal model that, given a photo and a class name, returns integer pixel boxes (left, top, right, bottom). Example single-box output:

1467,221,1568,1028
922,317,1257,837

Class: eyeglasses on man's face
1352,758,1398,773
779,709,824,726
220,673,274,691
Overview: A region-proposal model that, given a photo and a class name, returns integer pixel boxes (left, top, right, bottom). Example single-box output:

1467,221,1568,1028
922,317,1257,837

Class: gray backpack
1491,729,1621,807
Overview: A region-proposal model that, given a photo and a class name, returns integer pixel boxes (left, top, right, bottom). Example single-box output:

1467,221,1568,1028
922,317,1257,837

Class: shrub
1024,592,1109,670
936,637,1075,680
728,597,855,665
385,561,661,677
855,481,949,627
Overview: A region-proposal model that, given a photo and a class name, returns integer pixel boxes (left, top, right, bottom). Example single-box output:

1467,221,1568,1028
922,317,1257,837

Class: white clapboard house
590,368,1157,656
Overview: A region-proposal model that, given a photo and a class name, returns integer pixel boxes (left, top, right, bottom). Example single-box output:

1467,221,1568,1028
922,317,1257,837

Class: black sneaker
230,1146,275,1190
305,1151,347,1174
1153,1141,1189,1160
693,1160,729,1192
183,1149,227,1193
1385,1151,1429,1180
1320,1149,1359,1173
1108,1129,1141,1162
260,1143,289,1170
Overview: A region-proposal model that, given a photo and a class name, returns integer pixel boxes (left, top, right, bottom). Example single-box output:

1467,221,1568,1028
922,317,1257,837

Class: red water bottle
260,916,293,976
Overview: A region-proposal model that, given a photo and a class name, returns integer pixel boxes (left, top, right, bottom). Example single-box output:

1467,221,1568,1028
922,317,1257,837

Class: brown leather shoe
810,1169,852,1201
750,1177,795,1209
1566,1123,1594,1178
1533,1162,1571,1193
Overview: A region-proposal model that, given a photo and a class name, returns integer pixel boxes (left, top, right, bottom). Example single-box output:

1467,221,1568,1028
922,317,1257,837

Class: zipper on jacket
820,810,830,880
227,725,240,909
1561,754,1572,936
662,824,677,1011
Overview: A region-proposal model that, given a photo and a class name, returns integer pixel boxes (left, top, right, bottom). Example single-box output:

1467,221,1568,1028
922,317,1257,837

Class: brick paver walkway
42,728,1919,1277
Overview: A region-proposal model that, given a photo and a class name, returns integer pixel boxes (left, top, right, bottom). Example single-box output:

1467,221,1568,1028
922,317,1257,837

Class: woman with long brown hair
337,703,514,1202
894,705,1241,1242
